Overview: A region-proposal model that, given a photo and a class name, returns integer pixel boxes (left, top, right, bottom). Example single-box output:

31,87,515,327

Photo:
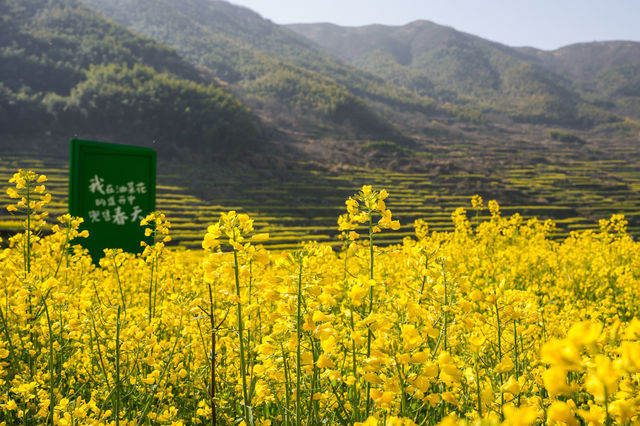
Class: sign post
69,139,156,262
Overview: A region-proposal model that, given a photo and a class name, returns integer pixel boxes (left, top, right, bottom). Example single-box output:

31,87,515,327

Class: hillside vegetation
82,0,437,140
288,21,640,126
5,0,640,157
0,0,259,156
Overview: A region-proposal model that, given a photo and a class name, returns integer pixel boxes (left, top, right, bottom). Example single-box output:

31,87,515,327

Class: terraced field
2,133,640,251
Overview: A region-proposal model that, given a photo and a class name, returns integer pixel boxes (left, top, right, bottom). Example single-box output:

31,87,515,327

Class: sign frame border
69,138,157,258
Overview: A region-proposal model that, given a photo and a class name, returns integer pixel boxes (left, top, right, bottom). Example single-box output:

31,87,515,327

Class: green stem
115,306,121,426
296,260,303,426
28,178,32,276
513,320,518,378
148,261,154,322
443,266,448,352
153,252,159,318
369,216,374,283
306,335,319,425
248,261,253,352
343,242,349,281
25,179,31,277
604,385,612,426
350,311,359,422
514,320,521,407
112,253,126,311
233,249,251,425
90,315,112,392
395,363,408,416
208,282,217,426
280,341,291,426
0,305,16,372
365,214,374,418
137,322,181,424
53,226,71,278
418,254,429,301
475,361,482,417
44,299,55,425
495,302,504,416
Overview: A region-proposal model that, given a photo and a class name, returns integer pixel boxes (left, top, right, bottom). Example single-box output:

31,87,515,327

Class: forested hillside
3,0,640,255
3,0,640,163
288,21,633,126
82,0,438,141
518,41,640,119
0,0,259,157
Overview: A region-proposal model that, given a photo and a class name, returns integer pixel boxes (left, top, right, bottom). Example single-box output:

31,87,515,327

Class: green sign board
69,139,156,262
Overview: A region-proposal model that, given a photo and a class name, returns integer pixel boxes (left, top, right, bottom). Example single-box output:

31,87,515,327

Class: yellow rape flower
540,339,582,369
608,399,634,424
543,366,574,397
370,388,394,405
441,391,458,405
363,372,384,385
347,283,368,306
584,355,619,403
401,324,422,350
567,320,602,347
576,404,605,426
502,404,538,426
316,354,335,369
495,356,515,373
500,375,521,395
619,341,640,372
547,401,578,425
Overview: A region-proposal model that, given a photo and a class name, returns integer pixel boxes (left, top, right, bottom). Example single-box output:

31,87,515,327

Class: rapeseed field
1,170,639,425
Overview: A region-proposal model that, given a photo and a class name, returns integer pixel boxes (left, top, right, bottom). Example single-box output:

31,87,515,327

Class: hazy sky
228,0,640,50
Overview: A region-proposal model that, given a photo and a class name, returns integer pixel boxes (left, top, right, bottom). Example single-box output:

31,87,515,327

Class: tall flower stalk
6,169,50,277
338,185,399,419
140,212,172,322
202,211,268,426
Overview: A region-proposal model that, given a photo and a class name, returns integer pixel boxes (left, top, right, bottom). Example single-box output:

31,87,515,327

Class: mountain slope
287,21,621,126
518,41,640,119
82,0,438,140
518,41,640,83
0,0,259,156
0,0,201,94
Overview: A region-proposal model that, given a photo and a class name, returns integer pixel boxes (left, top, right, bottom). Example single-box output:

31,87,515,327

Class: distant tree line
1,64,260,156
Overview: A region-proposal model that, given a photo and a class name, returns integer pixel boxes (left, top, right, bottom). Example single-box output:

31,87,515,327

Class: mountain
0,0,260,157
517,41,640,119
82,0,438,141
4,0,640,165
287,21,626,126
3,0,640,242
517,41,640,83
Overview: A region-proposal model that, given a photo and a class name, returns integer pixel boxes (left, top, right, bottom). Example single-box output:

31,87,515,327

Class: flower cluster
5,170,52,276
339,185,400,242
6,169,50,220
202,210,268,252
1,171,639,425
